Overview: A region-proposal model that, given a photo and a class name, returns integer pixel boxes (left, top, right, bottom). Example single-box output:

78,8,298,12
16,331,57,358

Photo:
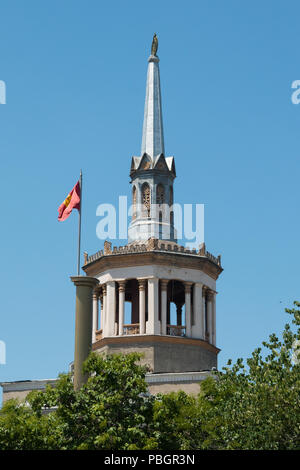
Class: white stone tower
128,51,176,244
83,37,223,392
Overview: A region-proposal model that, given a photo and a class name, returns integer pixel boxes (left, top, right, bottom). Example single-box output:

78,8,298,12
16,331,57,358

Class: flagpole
77,170,82,275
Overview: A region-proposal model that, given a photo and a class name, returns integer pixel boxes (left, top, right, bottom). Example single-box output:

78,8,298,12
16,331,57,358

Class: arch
156,183,164,205
169,186,173,206
141,183,151,218
166,280,185,336
132,185,137,220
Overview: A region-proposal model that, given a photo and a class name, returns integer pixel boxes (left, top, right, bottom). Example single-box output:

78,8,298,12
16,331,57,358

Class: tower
128,49,176,244
83,37,223,392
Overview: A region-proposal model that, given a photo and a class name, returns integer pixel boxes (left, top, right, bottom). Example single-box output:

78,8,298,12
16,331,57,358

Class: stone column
193,283,204,339
118,281,126,336
138,279,146,334
202,287,206,340
160,279,169,335
106,281,116,337
99,292,103,331
70,276,99,391
92,289,99,343
206,290,213,344
147,278,160,334
212,291,217,346
184,282,193,337
102,284,107,336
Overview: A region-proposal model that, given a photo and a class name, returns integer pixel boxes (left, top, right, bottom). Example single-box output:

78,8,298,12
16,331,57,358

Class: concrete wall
1,371,211,404
94,336,218,373
1,379,57,405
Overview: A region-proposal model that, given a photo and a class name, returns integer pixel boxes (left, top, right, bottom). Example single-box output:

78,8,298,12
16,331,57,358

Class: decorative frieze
85,239,222,269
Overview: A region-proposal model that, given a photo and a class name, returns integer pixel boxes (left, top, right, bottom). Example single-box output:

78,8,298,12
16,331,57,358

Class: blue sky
0,0,299,401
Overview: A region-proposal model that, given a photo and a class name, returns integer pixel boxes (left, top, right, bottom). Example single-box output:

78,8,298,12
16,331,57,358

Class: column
118,281,126,336
138,279,146,334
184,282,193,337
160,280,169,335
102,284,107,336
106,281,116,337
147,278,160,334
99,292,103,331
202,287,206,340
206,290,213,344
193,283,204,339
70,276,99,391
212,291,217,346
92,289,99,343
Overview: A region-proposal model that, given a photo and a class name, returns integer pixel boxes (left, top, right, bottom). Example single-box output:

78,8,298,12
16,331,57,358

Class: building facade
82,42,223,390
1,39,223,402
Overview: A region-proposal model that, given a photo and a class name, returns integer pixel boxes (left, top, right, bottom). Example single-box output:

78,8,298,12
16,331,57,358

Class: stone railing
167,325,186,337
123,324,140,335
84,239,222,267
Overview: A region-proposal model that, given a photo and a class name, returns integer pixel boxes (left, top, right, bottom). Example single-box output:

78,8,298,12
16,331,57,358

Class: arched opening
169,186,173,206
159,211,162,238
124,301,132,324
167,280,185,336
156,183,164,205
120,279,149,335
132,186,137,220
169,187,174,237
141,183,151,218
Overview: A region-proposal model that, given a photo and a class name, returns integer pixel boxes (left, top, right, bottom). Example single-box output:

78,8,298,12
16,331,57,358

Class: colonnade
92,279,217,346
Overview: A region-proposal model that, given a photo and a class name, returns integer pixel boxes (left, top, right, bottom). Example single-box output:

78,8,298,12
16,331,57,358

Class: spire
141,38,165,159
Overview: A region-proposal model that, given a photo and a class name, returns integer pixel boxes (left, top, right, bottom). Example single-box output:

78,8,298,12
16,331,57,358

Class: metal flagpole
77,170,82,275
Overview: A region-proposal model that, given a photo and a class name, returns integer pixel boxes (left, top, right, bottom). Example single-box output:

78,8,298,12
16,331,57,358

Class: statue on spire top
151,33,158,56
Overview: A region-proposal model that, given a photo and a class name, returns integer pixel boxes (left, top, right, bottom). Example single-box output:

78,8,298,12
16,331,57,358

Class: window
156,184,164,205
132,186,137,220
169,186,173,206
142,183,151,217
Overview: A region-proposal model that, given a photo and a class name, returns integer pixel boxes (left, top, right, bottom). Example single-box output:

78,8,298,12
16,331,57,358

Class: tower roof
141,54,165,159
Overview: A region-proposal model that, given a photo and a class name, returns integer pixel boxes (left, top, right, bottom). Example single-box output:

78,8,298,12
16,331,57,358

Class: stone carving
147,237,158,251
104,240,112,255
83,251,88,265
141,158,151,170
151,33,158,56
142,183,151,217
199,242,206,255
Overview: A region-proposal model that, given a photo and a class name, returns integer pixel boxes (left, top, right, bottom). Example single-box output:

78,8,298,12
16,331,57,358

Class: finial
151,33,158,56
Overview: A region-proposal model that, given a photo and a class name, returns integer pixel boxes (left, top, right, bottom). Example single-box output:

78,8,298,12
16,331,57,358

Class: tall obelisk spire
128,35,176,245
141,34,165,159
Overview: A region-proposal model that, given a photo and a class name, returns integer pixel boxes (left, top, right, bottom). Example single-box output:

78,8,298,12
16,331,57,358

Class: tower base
92,335,219,374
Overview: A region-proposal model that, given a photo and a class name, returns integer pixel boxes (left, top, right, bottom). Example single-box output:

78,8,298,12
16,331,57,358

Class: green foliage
28,352,155,450
197,301,300,450
0,399,58,450
0,303,299,450
150,391,203,450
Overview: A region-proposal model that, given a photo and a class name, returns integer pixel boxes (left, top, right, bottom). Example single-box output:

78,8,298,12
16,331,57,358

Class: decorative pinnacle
151,33,158,56
141,35,165,158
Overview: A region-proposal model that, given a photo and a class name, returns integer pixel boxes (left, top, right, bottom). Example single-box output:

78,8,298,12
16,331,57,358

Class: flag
58,180,81,221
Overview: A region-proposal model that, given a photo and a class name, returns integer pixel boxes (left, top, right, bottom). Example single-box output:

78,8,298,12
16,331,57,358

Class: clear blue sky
0,1,299,401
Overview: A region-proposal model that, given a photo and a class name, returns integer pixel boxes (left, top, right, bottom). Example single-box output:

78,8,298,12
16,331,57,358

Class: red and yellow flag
58,180,81,221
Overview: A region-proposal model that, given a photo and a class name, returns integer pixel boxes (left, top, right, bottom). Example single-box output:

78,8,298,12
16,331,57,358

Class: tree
28,352,156,450
0,303,299,450
197,302,300,450
0,398,57,450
